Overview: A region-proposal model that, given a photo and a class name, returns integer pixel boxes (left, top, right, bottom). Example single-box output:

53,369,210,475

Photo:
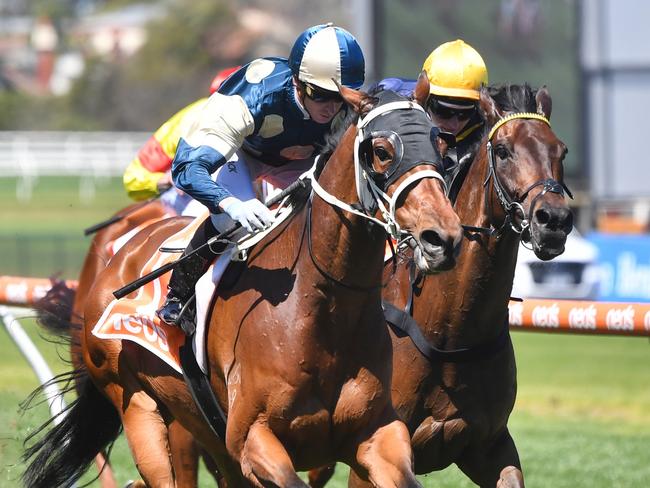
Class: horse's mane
306,107,355,178
487,83,538,114
320,107,358,155
465,83,540,156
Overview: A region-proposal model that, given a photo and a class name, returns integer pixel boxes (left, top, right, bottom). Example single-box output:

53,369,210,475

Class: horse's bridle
482,112,573,238
306,98,446,290
310,99,446,241
386,112,573,362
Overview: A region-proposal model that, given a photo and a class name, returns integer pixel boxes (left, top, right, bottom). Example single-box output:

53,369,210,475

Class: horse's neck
307,129,386,302
421,142,520,344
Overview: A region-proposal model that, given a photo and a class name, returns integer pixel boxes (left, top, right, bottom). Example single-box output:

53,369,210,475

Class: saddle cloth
91,200,295,374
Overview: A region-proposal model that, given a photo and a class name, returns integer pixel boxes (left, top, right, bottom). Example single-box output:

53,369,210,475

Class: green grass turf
0,176,131,234
0,177,131,279
1,316,649,487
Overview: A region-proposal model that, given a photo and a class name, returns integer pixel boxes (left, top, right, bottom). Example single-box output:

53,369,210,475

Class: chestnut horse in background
42,198,169,372
311,84,573,487
25,78,464,487
36,198,213,487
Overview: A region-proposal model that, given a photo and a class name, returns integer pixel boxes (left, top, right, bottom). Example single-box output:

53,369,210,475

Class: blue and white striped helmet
289,23,365,92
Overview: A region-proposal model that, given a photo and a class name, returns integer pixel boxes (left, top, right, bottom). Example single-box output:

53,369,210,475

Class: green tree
65,0,241,130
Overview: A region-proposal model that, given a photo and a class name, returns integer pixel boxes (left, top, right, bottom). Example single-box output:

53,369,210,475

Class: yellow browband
487,112,550,141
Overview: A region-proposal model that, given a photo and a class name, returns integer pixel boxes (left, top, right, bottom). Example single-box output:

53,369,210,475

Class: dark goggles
303,82,343,103
428,98,476,120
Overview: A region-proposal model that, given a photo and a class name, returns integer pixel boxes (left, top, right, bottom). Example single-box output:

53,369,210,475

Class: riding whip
112,177,310,299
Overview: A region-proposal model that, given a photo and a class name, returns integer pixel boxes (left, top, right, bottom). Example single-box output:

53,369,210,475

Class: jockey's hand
157,172,173,193
220,197,274,233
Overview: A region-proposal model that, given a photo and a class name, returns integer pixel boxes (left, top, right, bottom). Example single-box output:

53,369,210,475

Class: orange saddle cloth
92,214,207,373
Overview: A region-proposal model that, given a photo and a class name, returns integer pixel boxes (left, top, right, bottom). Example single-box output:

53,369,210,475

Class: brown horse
24,77,464,487
36,198,215,488
78,200,220,487
71,199,171,374
310,83,573,487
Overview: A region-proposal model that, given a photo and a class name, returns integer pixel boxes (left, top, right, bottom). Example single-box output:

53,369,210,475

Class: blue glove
220,197,274,233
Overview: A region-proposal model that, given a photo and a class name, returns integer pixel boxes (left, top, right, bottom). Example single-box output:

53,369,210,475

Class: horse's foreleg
121,391,176,488
496,466,525,488
200,448,224,485
352,419,421,488
348,469,374,488
456,428,524,488
238,421,308,488
168,419,199,488
307,464,336,488
166,423,227,487
94,452,117,488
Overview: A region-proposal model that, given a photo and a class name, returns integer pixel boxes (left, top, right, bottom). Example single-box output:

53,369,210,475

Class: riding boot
156,217,222,333
156,251,210,329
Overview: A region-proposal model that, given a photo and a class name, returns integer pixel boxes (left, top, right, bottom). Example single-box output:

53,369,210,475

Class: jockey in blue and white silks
157,23,366,331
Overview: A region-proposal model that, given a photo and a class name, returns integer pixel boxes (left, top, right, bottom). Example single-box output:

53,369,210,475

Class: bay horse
24,76,464,487
310,83,573,487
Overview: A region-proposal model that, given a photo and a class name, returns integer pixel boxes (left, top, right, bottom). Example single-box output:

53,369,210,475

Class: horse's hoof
123,481,146,488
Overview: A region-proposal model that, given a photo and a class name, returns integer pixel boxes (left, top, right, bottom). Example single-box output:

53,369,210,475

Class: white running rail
0,131,148,178
0,306,68,424
0,305,78,486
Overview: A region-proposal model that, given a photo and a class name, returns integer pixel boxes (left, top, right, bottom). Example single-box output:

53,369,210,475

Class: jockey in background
373,39,488,178
156,23,365,329
122,66,240,215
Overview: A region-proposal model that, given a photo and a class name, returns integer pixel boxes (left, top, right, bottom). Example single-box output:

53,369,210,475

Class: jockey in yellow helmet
373,39,488,173
422,39,487,144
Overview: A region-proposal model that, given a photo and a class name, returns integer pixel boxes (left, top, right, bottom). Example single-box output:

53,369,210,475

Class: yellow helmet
422,39,488,101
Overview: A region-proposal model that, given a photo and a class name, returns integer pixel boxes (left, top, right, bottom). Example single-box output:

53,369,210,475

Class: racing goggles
303,83,343,103
428,98,476,120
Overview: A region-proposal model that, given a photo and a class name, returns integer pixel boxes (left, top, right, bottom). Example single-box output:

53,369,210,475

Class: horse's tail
22,369,122,488
34,277,78,339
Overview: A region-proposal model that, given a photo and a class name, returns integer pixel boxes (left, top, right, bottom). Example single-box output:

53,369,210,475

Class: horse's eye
495,145,510,160
374,147,392,162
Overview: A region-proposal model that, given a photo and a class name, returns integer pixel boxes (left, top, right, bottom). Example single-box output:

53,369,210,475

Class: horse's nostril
561,208,574,233
535,206,574,233
535,208,550,225
420,230,443,250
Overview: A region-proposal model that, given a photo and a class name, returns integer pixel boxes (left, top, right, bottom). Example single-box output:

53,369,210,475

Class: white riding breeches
177,149,313,230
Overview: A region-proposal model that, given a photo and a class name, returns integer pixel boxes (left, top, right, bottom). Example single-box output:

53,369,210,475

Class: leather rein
387,112,572,362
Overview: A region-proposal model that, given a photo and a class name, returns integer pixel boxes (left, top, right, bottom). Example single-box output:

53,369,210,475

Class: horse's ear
478,86,501,126
536,85,552,119
337,81,376,117
413,71,430,107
